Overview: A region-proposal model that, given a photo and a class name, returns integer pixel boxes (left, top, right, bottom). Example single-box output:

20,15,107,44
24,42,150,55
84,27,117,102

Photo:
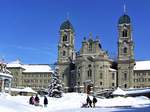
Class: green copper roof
60,20,74,31
118,14,131,24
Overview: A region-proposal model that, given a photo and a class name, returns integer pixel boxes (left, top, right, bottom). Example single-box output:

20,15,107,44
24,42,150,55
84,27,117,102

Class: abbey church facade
5,11,150,93
57,11,136,93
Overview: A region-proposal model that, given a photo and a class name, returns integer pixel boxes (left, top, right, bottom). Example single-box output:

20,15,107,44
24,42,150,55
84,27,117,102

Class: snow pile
21,87,37,93
0,92,150,112
126,88,150,95
97,96,150,107
112,87,126,96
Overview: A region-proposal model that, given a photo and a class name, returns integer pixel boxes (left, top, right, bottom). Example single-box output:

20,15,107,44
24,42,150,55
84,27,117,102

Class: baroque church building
57,20,117,93
57,9,150,93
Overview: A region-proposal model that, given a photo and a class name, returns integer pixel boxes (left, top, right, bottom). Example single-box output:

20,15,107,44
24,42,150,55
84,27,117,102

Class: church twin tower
57,12,135,91
118,14,135,88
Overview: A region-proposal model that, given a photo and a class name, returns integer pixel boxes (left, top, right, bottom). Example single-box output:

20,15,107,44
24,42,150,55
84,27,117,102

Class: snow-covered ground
0,92,150,112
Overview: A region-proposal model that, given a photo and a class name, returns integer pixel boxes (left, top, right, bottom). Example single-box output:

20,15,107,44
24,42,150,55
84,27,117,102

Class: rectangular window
112,83,115,87
100,82,103,85
112,73,115,80
124,73,127,80
100,73,103,79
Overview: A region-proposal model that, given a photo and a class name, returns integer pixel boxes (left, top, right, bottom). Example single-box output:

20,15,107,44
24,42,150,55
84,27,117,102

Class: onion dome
118,14,131,24
60,20,74,31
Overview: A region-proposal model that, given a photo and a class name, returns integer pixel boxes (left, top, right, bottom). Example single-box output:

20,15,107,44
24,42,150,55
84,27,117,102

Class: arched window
63,51,66,56
88,64,91,68
124,73,127,80
122,29,127,37
123,47,127,53
100,73,103,79
63,34,67,41
89,43,92,51
62,74,64,80
88,69,92,78
124,84,127,88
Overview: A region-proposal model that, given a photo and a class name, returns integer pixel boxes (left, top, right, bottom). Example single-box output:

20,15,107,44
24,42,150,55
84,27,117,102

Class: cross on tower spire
123,0,127,14
66,12,70,20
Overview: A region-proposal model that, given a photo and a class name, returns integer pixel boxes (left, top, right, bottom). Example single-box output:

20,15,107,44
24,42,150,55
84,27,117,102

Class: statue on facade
0,60,7,73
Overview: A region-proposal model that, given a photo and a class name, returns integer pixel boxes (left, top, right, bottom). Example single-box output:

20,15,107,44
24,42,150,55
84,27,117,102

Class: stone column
1,77,5,93
8,79,11,94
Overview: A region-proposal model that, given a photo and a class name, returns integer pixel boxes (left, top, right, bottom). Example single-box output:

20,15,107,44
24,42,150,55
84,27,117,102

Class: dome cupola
118,14,131,24
60,20,74,31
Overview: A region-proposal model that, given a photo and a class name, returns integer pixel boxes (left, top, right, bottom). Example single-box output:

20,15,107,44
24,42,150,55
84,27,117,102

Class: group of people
29,94,48,107
85,95,97,108
29,94,97,108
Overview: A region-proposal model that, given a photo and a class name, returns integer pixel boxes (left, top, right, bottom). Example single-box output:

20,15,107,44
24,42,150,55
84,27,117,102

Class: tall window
78,67,81,78
124,84,127,88
100,81,103,86
63,34,67,41
89,43,92,51
112,73,115,80
124,73,127,80
63,51,66,56
100,73,103,79
122,29,127,37
112,83,115,87
123,47,127,53
62,74,64,80
88,69,92,78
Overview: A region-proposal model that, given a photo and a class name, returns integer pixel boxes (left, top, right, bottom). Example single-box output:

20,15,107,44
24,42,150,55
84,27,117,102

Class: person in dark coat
44,96,48,107
92,96,97,107
29,95,34,105
34,94,40,106
86,95,92,107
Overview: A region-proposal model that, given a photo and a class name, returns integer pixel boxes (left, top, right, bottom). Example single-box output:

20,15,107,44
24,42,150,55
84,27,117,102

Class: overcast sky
0,0,150,64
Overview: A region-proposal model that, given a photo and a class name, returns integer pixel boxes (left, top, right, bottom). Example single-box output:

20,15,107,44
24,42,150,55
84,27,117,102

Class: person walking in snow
86,95,92,107
34,94,40,106
89,98,92,107
29,95,34,105
92,96,97,107
43,96,48,107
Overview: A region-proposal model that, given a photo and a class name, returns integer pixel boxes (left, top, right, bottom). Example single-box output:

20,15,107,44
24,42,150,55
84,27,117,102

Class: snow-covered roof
134,61,150,70
7,60,54,73
0,72,13,78
22,64,53,73
112,87,126,96
109,68,116,72
7,60,22,68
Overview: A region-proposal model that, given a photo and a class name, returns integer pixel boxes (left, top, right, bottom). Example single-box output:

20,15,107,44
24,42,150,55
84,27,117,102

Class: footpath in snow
0,93,150,112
